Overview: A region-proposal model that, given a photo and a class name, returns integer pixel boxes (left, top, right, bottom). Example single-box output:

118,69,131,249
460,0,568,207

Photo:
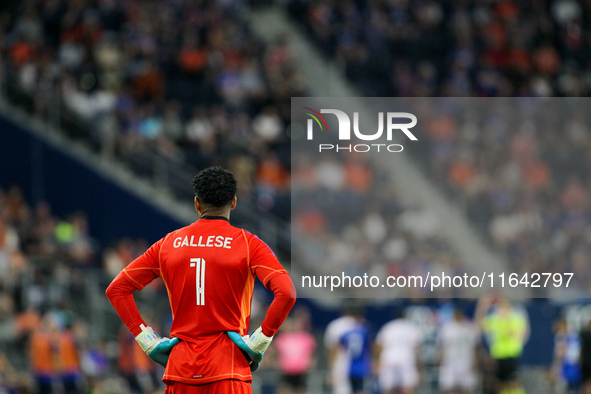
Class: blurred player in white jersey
375,309,422,394
325,307,357,394
437,308,480,393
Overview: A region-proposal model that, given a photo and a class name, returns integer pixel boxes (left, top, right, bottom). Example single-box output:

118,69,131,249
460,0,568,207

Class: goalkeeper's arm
227,271,295,369
105,272,146,337
106,272,180,366
259,271,296,337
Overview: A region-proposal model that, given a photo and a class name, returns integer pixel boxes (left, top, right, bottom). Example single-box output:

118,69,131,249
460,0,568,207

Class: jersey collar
200,215,230,222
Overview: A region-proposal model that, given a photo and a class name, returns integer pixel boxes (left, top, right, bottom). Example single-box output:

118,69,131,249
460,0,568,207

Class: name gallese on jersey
173,235,233,249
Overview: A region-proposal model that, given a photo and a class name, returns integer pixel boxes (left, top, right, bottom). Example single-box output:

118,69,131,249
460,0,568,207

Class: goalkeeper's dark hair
191,167,237,208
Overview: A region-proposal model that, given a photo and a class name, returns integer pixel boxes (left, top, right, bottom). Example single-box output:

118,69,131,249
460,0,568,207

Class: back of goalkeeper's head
191,167,237,216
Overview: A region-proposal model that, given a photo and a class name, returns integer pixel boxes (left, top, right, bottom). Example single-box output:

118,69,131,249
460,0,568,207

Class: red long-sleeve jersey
106,217,296,385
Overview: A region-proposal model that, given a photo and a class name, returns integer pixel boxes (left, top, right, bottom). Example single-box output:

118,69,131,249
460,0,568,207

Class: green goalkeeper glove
226,327,273,372
135,324,180,367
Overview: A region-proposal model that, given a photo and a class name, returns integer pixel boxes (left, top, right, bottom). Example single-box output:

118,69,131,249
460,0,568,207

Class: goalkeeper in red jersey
106,167,296,393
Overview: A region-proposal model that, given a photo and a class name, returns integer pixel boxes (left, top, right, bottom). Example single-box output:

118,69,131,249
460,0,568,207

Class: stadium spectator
30,307,84,393
476,298,529,394
161,100,185,145
185,106,215,148
57,322,82,394
274,316,317,394
437,308,480,394
0,349,25,393
117,324,158,394
375,309,422,394
30,312,61,393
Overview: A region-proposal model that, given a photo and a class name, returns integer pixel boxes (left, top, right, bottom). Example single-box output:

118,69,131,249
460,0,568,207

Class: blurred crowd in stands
290,0,591,296
413,98,591,296
293,99,591,297
289,0,591,97
0,184,145,392
292,151,465,297
0,0,296,219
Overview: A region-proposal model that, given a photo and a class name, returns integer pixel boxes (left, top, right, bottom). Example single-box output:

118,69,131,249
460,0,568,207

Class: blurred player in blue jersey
553,318,581,393
340,310,372,393
339,310,372,394
325,308,357,394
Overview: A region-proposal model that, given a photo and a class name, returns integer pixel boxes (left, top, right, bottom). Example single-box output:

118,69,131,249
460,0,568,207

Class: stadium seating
289,0,591,294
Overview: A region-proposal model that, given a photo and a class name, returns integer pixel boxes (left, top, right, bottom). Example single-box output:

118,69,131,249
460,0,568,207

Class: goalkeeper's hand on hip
226,327,273,372
135,324,180,367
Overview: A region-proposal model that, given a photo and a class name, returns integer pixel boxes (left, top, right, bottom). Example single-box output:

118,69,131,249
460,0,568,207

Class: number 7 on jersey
190,258,206,305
